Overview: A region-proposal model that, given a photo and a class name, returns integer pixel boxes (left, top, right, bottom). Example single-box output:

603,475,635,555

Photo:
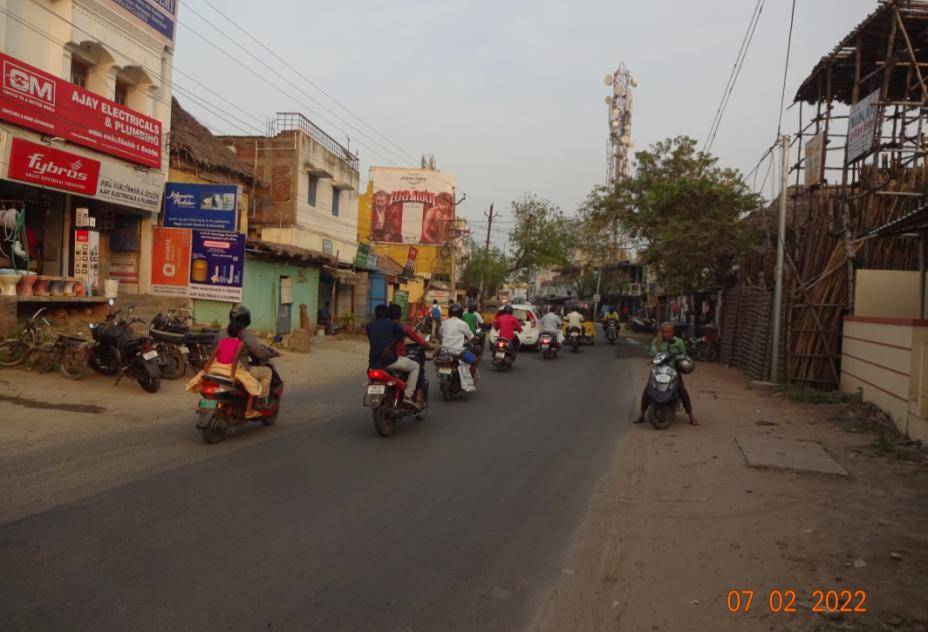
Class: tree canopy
460,239,509,297
507,194,576,280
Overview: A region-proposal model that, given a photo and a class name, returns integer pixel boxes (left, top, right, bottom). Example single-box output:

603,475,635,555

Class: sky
173,0,878,247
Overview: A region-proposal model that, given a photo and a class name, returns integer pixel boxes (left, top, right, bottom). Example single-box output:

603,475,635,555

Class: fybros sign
7,137,100,195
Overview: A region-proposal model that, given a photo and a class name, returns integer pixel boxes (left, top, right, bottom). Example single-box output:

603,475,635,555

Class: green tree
508,194,576,280
584,136,762,294
460,239,509,297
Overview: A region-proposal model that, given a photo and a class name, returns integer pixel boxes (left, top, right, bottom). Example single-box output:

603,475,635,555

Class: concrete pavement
0,331,645,631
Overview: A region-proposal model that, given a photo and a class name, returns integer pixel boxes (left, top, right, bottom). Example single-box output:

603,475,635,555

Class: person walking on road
430,300,442,339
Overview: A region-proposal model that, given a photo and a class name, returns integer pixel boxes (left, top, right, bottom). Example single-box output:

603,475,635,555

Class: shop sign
804,132,826,187
0,52,162,168
847,89,881,164
110,0,177,45
403,246,417,278
189,230,245,303
4,137,163,212
354,243,379,269
151,226,191,297
163,182,239,231
7,137,100,195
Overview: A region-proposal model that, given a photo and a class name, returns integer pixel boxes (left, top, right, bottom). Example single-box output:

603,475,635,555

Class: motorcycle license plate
438,366,453,375
198,398,219,409
142,350,158,361
367,384,386,395
495,351,506,359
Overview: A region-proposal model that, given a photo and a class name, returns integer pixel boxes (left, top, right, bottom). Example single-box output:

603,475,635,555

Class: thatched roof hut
169,97,257,183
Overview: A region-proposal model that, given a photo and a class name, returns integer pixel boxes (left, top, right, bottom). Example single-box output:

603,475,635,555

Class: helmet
676,357,695,374
449,303,464,318
229,305,251,328
467,302,477,312
501,304,514,315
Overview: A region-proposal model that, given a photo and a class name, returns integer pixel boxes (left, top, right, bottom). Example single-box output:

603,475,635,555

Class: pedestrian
430,299,442,338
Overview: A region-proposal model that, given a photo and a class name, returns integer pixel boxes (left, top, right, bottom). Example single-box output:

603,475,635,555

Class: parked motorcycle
364,341,429,436
604,319,619,344
539,331,560,359
685,323,720,362
88,300,162,393
492,336,517,371
150,309,218,378
194,349,283,444
644,351,693,430
567,326,583,353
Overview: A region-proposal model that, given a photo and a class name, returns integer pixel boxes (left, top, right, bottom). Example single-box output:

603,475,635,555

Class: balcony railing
270,112,359,173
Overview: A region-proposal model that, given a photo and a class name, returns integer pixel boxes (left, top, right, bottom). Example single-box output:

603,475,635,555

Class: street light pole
770,134,790,382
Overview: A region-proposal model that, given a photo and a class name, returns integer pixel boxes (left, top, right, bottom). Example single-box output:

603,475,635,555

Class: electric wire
776,0,799,137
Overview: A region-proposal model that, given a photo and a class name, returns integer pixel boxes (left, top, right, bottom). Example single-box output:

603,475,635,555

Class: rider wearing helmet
440,303,478,392
493,303,523,348
461,301,483,334
636,321,697,425
214,305,274,408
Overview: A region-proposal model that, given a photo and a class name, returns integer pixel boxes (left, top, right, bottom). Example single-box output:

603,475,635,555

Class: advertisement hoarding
151,226,191,297
3,136,163,212
370,167,455,245
189,230,245,303
163,182,239,231
109,0,177,45
804,132,826,187
0,52,162,168
847,89,881,164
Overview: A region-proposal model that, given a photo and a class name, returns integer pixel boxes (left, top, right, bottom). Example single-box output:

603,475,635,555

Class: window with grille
70,58,89,88
331,189,340,217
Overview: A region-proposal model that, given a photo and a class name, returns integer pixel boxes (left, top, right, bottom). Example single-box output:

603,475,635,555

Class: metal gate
276,276,292,336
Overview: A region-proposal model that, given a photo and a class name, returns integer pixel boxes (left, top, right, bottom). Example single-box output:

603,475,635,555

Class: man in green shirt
636,322,697,425
462,302,483,333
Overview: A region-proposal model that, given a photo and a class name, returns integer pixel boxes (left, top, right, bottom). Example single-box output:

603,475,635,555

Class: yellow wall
357,181,449,276
854,269,928,318
168,167,251,234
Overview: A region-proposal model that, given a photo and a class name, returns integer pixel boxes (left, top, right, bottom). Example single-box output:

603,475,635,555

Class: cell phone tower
604,63,636,185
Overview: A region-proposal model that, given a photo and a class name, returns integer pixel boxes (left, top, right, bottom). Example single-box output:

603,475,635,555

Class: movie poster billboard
370,167,455,245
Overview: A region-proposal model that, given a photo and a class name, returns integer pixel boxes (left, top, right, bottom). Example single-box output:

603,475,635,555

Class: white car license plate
142,350,158,361
367,384,386,395
438,366,453,375
495,351,506,359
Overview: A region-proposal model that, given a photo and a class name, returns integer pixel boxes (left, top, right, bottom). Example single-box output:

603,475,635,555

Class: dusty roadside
0,336,368,524
534,356,928,632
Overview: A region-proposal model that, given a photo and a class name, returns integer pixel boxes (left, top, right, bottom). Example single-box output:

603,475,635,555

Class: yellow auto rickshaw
561,301,596,345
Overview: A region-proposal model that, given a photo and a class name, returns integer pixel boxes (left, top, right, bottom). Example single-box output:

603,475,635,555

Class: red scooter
194,350,283,444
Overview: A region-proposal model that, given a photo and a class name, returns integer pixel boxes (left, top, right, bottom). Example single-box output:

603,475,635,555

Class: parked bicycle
0,307,88,378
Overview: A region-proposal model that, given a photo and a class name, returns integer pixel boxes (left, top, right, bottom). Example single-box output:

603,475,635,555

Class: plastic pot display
73,283,87,298
62,281,76,297
48,280,64,297
32,277,50,297
0,269,22,296
17,272,37,297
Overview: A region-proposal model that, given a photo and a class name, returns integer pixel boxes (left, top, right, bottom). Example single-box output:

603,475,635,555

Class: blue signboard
164,182,239,232
189,230,246,303
110,0,176,43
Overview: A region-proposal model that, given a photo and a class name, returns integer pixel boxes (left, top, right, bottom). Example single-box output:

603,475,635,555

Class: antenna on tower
603,62,635,185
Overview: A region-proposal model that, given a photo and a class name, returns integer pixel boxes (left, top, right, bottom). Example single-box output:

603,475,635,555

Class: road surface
1,334,643,631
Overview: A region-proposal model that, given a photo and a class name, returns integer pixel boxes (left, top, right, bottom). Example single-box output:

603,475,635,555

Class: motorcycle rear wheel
647,404,675,430
697,345,719,363
59,346,88,380
0,340,27,367
441,380,454,401
201,424,226,444
373,405,397,437
134,364,161,393
159,345,187,379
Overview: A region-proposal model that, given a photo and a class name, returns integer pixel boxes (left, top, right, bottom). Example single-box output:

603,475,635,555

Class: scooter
365,341,430,436
194,349,283,444
88,300,162,393
644,351,688,430
567,326,583,353
492,336,517,371
472,326,487,356
605,319,619,344
539,331,560,359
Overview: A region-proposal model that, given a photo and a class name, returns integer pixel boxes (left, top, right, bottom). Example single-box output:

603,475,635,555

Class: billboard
109,0,177,46
0,53,162,168
164,182,239,231
189,230,245,303
847,89,881,164
151,226,191,297
804,132,826,187
370,167,455,245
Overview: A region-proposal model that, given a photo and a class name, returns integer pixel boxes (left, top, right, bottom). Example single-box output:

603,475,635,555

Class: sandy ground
0,336,368,525
534,350,928,632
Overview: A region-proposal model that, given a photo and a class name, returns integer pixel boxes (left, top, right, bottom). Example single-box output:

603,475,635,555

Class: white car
488,304,543,350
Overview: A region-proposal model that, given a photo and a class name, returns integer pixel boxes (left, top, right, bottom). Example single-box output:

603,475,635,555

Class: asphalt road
1,333,643,632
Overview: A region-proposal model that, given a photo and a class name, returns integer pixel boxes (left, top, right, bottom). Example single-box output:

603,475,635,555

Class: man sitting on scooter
565,307,584,339
440,303,477,392
389,303,430,404
539,306,564,346
635,322,697,426
213,305,274,407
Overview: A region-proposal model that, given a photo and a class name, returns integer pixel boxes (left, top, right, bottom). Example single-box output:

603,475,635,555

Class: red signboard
0,53,161,168
7,137,101,195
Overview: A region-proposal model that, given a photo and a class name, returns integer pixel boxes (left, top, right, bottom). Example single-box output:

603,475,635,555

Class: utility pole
449,193,467,301
478,203,494,304
770,134,790,382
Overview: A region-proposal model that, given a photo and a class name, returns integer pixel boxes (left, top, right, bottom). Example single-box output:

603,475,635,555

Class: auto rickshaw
561,301,596,345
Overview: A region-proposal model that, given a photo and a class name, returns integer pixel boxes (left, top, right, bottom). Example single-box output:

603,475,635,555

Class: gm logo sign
3,60,55,107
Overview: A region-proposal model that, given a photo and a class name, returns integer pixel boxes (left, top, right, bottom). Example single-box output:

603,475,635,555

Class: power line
704,0,765,154
179,4,414,166
776,0,799,136
193,0,417,164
